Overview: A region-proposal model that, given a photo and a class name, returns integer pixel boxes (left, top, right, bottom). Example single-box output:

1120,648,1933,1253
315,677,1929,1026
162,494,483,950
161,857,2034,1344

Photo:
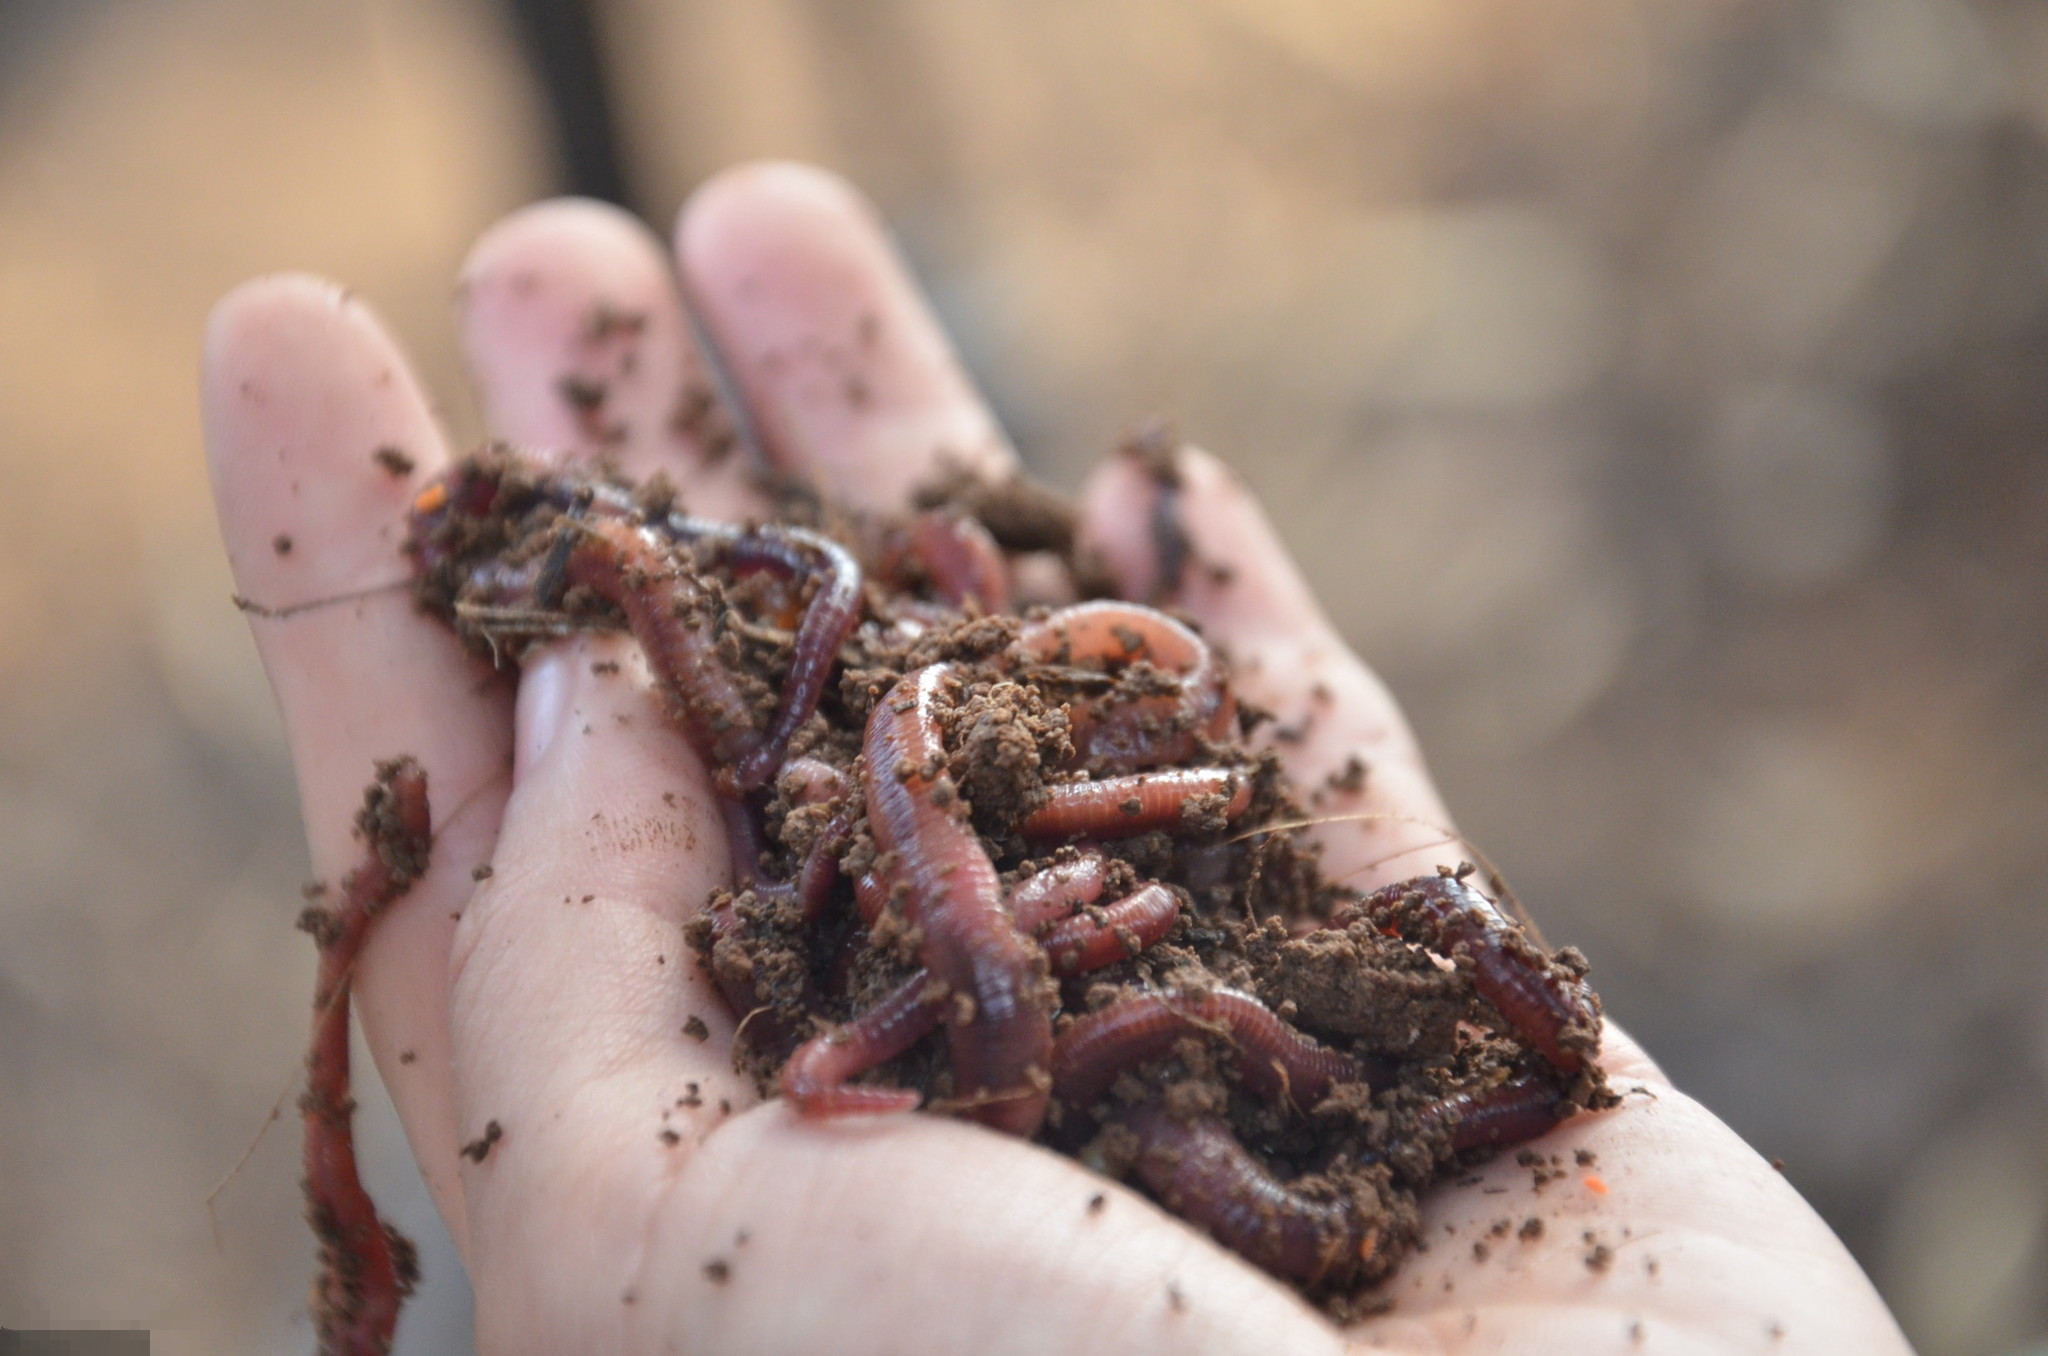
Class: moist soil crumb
406,434,1618,1317
459,1120,503,1163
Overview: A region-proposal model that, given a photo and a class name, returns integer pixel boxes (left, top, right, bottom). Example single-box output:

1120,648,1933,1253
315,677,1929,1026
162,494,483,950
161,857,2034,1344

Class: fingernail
516,645,581,770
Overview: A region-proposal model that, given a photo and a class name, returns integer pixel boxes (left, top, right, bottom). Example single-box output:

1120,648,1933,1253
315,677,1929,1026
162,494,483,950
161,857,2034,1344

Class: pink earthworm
1036,882,1181,976
1017,769,1250,840
1013,601,1234,771
1120,1105,1367,1289
888,508,1012,613
1362,872,1599,1075
863,664,1053,1136
297,760,429,1356
408,453,863,791
780,972,946,1116
787,867,1170,1116
1050,987,1370,1116
1005,851,1110,930
1419,1073,1567,1153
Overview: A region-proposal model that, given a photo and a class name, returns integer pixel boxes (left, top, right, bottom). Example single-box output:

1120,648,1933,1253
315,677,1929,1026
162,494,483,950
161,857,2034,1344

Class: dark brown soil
412,441,1615,1314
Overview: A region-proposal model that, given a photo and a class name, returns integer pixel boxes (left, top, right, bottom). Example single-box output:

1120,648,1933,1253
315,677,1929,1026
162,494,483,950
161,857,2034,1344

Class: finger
446,635,756,1287
457,197,761,519
1350,1023,1913,1354
203,275,514,1244
1079,444,1455,892
542,1111,1350,1356
677,160,1016,512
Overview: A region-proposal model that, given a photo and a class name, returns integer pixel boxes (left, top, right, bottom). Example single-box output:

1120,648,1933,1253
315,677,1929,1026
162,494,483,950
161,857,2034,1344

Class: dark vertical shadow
501,0,639,212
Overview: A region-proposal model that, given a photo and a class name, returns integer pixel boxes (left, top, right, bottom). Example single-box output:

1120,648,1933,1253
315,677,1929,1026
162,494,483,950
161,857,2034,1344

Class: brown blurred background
2,0,2044,1351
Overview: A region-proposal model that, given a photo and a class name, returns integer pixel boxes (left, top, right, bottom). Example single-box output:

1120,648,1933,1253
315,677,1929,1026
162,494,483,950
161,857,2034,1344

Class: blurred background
1,0,2044,1351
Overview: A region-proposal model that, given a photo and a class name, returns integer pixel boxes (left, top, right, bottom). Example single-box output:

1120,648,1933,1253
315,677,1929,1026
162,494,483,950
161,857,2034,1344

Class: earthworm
781,971,946,1116
1364,872,1599,1074
778,755,853,806
1014,602,1234,771
1005,851,1110,930
863,664,1054,1136
660,516,863,791
1018,769,1250,840
789,868,1168,1115
1051,987,1367,1116
559,517,763,770
855,850,1110,930
409,453,863,790
1419,1073,1566,1153
1120,1104,1365,1289
890,508,1012,613
298,759,429,1356
1037,882,1181,976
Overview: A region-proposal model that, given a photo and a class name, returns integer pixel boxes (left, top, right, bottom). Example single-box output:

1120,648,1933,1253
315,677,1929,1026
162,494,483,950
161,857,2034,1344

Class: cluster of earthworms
374,445,1614,1314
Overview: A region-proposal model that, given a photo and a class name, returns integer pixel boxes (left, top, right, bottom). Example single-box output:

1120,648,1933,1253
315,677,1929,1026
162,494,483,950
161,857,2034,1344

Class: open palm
204,163,1910,1355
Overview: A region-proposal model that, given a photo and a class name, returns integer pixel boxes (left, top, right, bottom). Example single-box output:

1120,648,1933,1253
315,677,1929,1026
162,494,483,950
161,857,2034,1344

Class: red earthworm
1418,1073,1566,1153
855,850,1110,931
1038,882,1181,976
560,517,763,770
1363,872,1599,1075
781,971,945,1116
409,453,862,790
778,755,853,806
888,508,1012,613
660,517,863,791
1005,851,1110,931
297,759,429,1356
1120,1105,1365,1289
791,884,1187,1116
1018,769,1250,840
864,664,1054,1136
1051,987,1366,1116
1013,602,1234,771
852,868,892,928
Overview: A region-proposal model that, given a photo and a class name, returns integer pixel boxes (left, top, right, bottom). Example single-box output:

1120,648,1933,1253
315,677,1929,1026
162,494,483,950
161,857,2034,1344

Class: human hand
204,162,1912,1354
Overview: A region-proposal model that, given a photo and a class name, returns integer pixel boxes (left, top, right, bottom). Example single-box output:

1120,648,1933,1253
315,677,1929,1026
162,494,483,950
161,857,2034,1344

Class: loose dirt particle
704,1258,731,1285
683,1015,710,1041
460,1120,503,1163
659,1128,681,1146
471,864,493,881
398,1050,416,1065
273,534,293,556
373,445,416,477
1519,1217,1544,1241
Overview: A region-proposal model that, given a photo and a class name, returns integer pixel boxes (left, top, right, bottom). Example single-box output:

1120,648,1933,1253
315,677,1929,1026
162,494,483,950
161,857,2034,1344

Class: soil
410,442,1616,1315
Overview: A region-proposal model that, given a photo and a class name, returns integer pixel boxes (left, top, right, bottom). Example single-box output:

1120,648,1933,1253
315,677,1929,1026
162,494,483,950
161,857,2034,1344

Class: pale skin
203,162,1914,1355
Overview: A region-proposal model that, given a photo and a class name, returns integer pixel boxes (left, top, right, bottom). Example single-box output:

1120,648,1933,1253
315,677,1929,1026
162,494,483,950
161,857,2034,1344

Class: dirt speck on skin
373,445,416,477
460,1120,503,1164
273,534,293,556
703,1258,731,1285
683,1015,710,1042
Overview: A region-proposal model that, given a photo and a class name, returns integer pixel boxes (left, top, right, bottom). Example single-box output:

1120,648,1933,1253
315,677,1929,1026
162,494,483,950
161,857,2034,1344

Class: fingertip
678,159,1013,509
459,197,737,487
202,274,443,603
676,160,882,275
